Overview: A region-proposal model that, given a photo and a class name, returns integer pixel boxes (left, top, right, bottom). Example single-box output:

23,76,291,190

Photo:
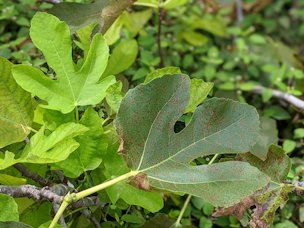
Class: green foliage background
0,0,304,227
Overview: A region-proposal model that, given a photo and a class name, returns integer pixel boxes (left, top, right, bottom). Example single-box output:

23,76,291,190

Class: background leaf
102,39,138,77
250,117,278,160
12,13,115,114
53,108,107,178
144,67,181,83
49,0,109,33
0,194,19,222
0,57,33,148
185,79,213,113
0,123,88,170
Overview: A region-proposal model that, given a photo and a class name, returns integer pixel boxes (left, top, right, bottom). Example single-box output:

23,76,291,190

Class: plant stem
75,106,79,122
175,194,192,226
174,154,220,227
50,199,69,228
74,170,139,200
26,126,38,133
49,170,139,227
157,0,164,67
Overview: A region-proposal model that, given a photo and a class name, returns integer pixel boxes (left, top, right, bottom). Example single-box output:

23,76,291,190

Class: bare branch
253,86,304,111
38,0,61,3
0,185,63,203
81,209,101,228
235,0,244,25
13,164,52,187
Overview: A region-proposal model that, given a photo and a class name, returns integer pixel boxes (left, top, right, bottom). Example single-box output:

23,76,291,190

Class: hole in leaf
174,121,185,133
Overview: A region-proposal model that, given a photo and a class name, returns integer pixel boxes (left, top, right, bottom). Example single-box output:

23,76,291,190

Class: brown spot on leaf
132,173,150,191
213,196,255,220
118,137,124,155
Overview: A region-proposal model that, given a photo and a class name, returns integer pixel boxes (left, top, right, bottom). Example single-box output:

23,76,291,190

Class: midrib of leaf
75,47,96,103
138,114,248,173
136,86,181,170
50,41,76,104
0,73,29,127
148,175,261,185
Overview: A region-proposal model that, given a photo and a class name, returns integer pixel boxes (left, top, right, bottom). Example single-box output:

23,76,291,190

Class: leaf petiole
174,154,220,227
49,170,139,228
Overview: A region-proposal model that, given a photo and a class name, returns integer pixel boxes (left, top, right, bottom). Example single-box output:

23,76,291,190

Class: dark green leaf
50,1,109,33
251,117,278,160
115,74,270,207
240,145,291,182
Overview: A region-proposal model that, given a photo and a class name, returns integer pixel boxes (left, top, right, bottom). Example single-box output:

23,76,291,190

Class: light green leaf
0,174,26,185
0,123,88,170
283,139,296,154
21,202,52,227
75,23,98,58
185,79,213,113
134,0,158,8
300,206,304,223
0,57,33,148
54,108,107,178
106,81,124,113
144,67,181,83
163,0,188,9
12,13,115,114
122,10,153,37
240,145,290,182
103,39,138,77
115,74,270,207
41,109,75,131
182,31,209,46
294,128,304,139
194,17,226,37
104,16,124,46
250,117,278,160
262,88,272,102
0,194,19,222
49,0,109,33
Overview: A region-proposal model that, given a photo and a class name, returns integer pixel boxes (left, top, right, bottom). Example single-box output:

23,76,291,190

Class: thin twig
157,3,165,67
13,164,52,187
252,86,304,111
235,0,244,25
38,0,61,4
81,209,101,228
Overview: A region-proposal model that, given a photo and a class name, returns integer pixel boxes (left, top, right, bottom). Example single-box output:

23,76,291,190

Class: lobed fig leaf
0,123,88,170
12,13,115,114
0,57,33,148
115,74,270,207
